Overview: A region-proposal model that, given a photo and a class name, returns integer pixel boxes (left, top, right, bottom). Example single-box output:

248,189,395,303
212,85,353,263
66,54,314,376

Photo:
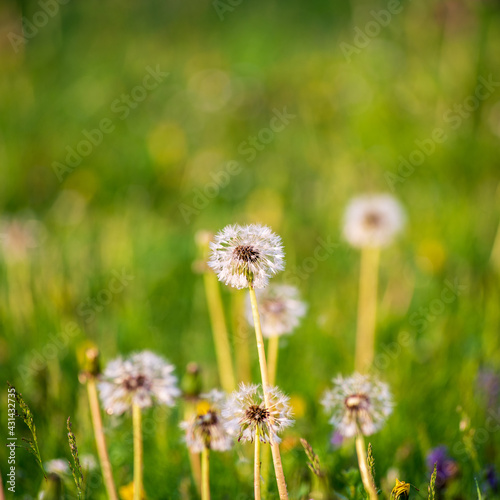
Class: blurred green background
1,0,500,497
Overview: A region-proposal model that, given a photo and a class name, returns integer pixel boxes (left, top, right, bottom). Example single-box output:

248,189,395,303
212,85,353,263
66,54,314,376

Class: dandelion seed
343,194,405,248
321,373,393,437
246,284,307,337
208,224,285,289
222,383,293,444
180,390,233,453
98,350,180,416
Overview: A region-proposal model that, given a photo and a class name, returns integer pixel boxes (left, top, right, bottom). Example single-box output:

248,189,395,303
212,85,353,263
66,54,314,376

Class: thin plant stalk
261,334,279,499
249,287,289,500
354,247,380,373
86,379,119,500
133,403,143,500
355,433,378,500
203,270,236,393
267,336,279,386
232,290,252,383
201,446,210,500
254,428,262,500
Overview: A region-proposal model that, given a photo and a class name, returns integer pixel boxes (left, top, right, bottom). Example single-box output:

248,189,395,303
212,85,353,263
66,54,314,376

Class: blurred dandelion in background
321,373,394,437
98,350,180,416
180,389,233,453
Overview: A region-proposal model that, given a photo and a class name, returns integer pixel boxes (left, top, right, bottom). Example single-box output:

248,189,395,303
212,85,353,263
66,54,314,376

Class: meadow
1,0,500,498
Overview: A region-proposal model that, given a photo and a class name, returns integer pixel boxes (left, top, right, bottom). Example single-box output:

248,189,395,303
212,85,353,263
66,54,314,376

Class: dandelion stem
254,428,262,500
267,336,279,386
201,446,211,500
355,247,380,372
184,404,202,494
203,270,237,393
86,379,119,500
133,403,143,500
355,433,378,500
249,287,289,500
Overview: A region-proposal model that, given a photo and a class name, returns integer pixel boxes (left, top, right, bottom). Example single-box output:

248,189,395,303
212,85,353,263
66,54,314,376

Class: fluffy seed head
321,373,393,437
180,390,233,453
246,284,307,337
343,194,405,248
222,383,293,444
98,350,180,416
208,224,285,289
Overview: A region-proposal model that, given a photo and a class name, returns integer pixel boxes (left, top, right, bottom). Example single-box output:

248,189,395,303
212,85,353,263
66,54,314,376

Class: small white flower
321,373,393,437
246,284,307,337
222,383,293,444
98,350,180,416
343,194,405,248
45,459,70,477
208,224,285,289
180,390,233,453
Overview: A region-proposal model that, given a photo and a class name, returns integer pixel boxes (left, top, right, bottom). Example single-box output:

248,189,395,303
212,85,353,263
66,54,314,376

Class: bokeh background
1,0,500,497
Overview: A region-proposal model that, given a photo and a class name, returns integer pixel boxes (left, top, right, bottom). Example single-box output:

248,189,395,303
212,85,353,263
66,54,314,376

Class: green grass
1,0,500,497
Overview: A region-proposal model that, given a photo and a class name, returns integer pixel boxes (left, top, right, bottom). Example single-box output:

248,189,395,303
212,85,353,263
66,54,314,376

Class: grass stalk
355,247,380,372
86,379,118,500
249,287,289,500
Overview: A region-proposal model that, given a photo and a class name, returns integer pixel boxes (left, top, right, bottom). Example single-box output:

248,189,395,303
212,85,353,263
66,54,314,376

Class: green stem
355,247,380,373
86,379,119,500
249,287,289,500
133,403,143,500
203,270,237,393
355,433,378,500
201,446,210,500
267,335,279,387
255,428,262,500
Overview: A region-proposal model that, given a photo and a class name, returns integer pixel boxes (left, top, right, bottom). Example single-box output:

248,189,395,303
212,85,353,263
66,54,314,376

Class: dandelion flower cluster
222,383,293,444
246,284,307,337
98,350,180,416
208,224,285,289
321,373,393,437
180,390,233,453
343,194,405,248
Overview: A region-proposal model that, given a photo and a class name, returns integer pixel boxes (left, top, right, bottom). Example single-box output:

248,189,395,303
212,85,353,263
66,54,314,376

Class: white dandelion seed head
245,284,307,337
44,459,70,477
222,383,294,444
98,350,180,416
321,373,394,437
208,224,285,289
180,389,233,453
343,194,405,249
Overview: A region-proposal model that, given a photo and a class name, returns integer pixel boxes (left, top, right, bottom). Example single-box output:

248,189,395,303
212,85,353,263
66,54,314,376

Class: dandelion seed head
321,373,393,437
98,350,180,416
180,389,233,453
246,284,307,337
208,224,285,289
343,194,405,248
222,383,294,444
